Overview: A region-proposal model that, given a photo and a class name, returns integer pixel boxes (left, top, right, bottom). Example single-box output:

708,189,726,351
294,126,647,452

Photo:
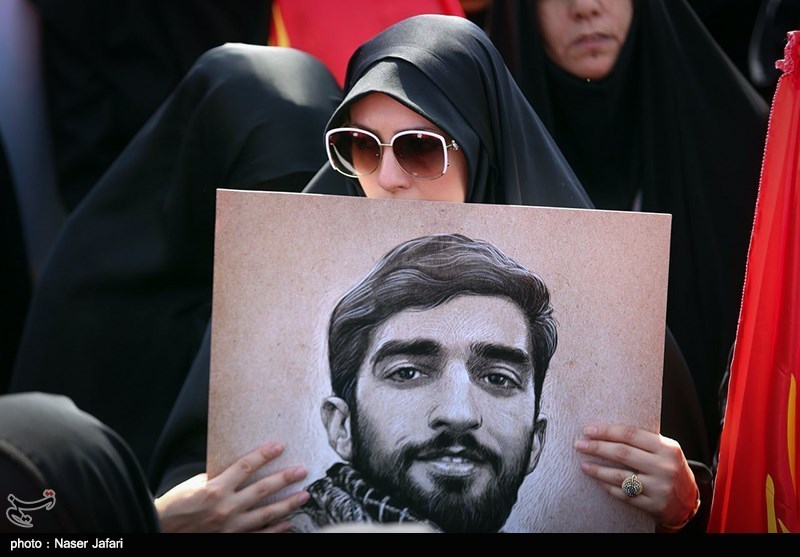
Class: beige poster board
208,190,671,533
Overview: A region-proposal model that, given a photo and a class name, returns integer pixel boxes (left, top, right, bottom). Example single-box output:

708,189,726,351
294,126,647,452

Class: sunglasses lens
328,130,380,177
327,129,450,180
393,133,445,179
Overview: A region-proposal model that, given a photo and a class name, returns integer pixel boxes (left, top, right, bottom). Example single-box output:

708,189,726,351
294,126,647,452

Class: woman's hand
575,424,699,531
155,442,310,533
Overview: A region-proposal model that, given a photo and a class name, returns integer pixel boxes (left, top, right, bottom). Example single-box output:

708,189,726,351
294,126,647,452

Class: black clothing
31,0,273,210
688,0,768,98
482,0,769,450
149,323,211,496
11,44,342,467
0,133,30,395
748,0,800,100
690,0,800,103
0,392,159,533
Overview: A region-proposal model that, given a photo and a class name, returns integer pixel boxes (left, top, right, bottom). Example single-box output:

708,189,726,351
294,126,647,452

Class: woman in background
11,43,341,479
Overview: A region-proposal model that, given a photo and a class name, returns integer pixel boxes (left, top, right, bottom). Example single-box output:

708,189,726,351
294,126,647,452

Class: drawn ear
526,414,547,475
321,396,352,461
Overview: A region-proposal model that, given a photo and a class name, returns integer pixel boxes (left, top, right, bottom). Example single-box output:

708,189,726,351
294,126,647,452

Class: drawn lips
417,447,486,476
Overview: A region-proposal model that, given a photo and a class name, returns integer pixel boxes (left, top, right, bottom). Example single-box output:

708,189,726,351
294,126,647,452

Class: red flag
267,0,465,86
708,31,800,533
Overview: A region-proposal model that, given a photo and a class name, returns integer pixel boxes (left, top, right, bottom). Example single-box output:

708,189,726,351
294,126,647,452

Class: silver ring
621,473,644,497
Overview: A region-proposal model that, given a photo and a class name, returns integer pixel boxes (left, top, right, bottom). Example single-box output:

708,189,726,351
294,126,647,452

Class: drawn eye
388,367,425,382
482,372,521,390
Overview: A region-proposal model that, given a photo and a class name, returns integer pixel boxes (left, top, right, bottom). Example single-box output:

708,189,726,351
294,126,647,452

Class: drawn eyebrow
370,339,442,365
471,342,531,368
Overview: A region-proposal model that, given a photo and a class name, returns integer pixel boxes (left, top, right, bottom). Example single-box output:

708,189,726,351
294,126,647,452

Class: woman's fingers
212,442,285,489
255,490,311,532
575,423,699,527
206,443,311,532
581,424,664,453
237,490,311,533
260,520,293,534
156,443,312,533
574,424,659,472
579,459,659,511
580,458,635,490
236,465,308,509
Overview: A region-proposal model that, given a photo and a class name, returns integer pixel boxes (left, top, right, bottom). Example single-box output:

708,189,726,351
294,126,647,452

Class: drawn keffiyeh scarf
289,463,441,532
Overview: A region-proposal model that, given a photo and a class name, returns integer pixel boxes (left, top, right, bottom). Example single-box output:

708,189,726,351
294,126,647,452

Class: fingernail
575,439,589,450
580,461,591,471
290,466,308,481
583,426,598,436
263,442,284,457
296,491,310,504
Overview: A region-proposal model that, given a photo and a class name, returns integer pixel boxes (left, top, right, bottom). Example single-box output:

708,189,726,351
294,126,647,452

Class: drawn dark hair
327,233,556,418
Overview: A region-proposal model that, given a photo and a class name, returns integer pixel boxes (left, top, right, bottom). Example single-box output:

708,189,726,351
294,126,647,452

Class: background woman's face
348,93,468,203
536,0,633,80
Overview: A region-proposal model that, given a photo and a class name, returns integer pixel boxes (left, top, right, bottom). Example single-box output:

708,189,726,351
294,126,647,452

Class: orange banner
708,31,800,533
268,0,465,86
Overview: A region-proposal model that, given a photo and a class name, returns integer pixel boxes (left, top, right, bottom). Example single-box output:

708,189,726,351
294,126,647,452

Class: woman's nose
374,145,412,193
569,0,602,20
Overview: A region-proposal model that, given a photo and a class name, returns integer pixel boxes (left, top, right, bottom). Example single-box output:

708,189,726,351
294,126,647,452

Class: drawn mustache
401,431,501,476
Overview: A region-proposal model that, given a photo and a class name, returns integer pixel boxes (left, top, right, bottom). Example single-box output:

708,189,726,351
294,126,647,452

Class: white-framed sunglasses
326,127,460,180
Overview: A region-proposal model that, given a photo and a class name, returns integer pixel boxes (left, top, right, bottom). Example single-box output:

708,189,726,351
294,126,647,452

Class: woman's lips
572,32,614,50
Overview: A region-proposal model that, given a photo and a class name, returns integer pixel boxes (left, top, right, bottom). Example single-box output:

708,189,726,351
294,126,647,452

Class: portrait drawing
207,190,671,533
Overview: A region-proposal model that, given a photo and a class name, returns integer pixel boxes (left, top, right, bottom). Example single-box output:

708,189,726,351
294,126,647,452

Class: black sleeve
148,321,211,498
661,327,712,466
0,392,160,532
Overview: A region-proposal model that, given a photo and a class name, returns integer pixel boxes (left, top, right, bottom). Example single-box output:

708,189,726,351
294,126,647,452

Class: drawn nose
427,363,482,433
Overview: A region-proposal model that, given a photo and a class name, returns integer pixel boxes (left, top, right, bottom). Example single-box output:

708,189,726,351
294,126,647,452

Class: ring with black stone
621,473,644,497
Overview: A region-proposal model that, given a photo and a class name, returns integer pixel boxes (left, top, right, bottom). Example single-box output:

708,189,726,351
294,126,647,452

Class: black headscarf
0,392,159,533
303,14,593,209
482,0,769,449
11,44,342,467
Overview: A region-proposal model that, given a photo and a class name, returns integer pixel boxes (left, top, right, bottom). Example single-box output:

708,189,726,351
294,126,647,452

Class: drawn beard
349,408,533,532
